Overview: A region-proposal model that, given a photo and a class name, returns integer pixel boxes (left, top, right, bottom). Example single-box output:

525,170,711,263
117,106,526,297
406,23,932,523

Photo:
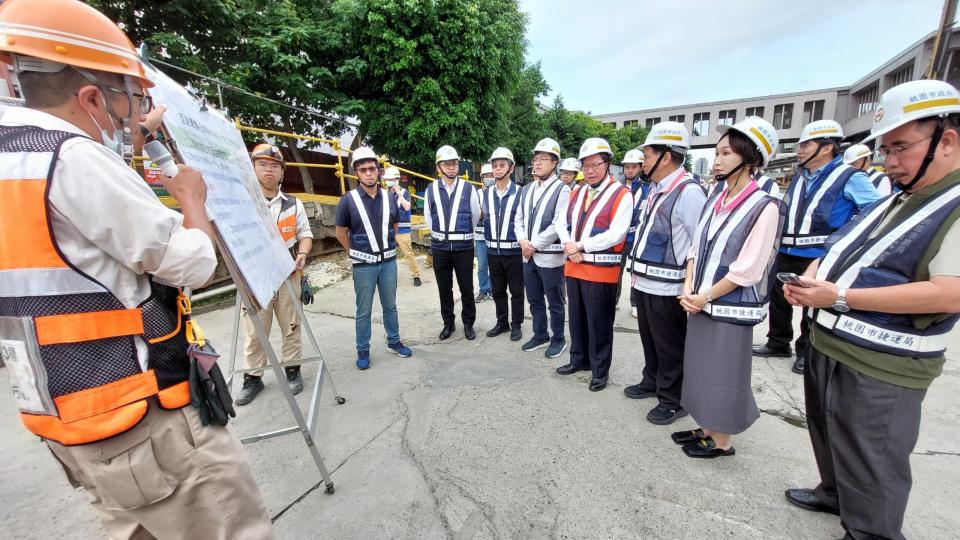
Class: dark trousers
566,276,617,382
766,252,816,355
488,254,525,326
524,261,565,345
433,248,476,328
806,349,925,540
634,288,687,409
614,251,636,308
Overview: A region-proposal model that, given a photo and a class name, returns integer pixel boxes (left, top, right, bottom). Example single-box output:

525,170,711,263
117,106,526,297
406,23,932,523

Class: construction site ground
2,253,958,539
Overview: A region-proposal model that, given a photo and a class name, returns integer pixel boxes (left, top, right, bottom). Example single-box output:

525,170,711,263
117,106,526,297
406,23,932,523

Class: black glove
188,342,236,426
300,275,315,305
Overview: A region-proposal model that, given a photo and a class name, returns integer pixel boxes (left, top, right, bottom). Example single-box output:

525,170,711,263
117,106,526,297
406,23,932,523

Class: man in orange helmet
0,0,274,537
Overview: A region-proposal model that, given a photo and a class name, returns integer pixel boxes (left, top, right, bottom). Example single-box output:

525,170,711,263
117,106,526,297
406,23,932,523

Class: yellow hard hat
575,171,584,181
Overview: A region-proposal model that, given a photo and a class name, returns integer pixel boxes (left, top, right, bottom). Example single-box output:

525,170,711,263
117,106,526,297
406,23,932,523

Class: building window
802,100,825,125
623,119,639,127
718,109,736,128
885,62,913,89
745,106,764,118
668,114,685,123
855,83,879,117
604,122,617,128
692,112,710,137
644,117,661,128
773,104,793,130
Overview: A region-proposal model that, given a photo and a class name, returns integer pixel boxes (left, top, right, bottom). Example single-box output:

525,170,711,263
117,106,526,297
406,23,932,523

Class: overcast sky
520,0,954,115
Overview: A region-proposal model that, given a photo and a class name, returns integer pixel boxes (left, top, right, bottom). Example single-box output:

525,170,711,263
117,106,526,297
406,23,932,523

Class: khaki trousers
47,403,274,540
243,277,302,376
395,233,420,278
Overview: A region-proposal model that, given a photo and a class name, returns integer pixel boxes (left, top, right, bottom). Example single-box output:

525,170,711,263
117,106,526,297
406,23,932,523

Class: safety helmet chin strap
645,150,669,181
798,139,831,171
897,119,945,192
714,160,748,184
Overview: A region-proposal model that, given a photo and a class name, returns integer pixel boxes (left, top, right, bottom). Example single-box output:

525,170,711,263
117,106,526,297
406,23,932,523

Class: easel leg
227,293,243,389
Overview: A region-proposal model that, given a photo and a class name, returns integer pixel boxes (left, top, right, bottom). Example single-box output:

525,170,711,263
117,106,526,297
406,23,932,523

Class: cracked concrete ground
2,255,958,539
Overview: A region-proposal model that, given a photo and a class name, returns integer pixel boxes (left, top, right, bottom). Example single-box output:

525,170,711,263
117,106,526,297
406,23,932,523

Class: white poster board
144,63,294,308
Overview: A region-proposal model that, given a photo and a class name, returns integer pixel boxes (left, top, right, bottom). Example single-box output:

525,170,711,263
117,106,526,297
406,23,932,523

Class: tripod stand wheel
335,396,346,405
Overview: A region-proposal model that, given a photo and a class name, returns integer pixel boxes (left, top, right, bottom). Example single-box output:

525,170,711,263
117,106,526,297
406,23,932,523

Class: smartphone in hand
777,272,810,287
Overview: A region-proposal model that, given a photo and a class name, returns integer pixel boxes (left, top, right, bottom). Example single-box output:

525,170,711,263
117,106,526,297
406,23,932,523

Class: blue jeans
523,261,565,346
475,239,491,294
353,260,400,352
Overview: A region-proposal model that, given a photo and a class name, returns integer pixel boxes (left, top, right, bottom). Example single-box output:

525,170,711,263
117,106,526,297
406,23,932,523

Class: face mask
386,180,399,188
482,177,496,187
88,107,124,156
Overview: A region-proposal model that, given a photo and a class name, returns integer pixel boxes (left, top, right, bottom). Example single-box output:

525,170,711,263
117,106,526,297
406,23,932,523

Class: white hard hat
480,163,493,175
717,116,780,167
842,144,873,165
863,79,960,143
532,137,562,159
351,146,379,168
798,120,843,144
640,121,690,152
435,145,459,162
578,137,614,160
490,147,515,163
621,148,644,164
383,166,401,179
559,157,581,172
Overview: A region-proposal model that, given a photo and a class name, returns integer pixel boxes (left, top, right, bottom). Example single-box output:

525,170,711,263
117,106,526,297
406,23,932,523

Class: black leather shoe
234,375,264,406
464,326,476,340
784,488,840,516
556,364,590,375
671,428,705,445
439,325,455,340
647,405,689,425
752,344,792,357
682,437,735,459
510,325,522,341
624,383,656,400
486,323,509,338
792,355,806,375
589,379,607,392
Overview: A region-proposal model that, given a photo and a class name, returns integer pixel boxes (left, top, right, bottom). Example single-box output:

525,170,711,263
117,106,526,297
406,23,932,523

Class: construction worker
555,138,634,392
425,145,481,340
753,119,882,375
235,142,313,405
619,148,650,318
783,79,960,540
474,163,494,303
559,157,581,187
0,0,273,537
575,170,586,187
483,148,525,340
844,142,893,196
385,166,422,287
516,138,571,356
335,148,413,370
623,122,707,425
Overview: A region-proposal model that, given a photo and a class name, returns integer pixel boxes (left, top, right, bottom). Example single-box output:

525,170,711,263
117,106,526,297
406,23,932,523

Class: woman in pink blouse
673,117,786,458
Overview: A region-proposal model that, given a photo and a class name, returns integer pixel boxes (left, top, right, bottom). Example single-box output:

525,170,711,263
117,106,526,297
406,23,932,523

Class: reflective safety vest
868,169,892,192
483,182,522,256
693,185,785,326
566,178,631,283
428,178,475,251
625,177,651,245
0,126,192,446
346,187,396,265
518,177,566,254
474,189,485,238
275,193,301,249
781,161,857,249
625,174,699,283
397,189,412,234
812,182,960,358
755,173,776,194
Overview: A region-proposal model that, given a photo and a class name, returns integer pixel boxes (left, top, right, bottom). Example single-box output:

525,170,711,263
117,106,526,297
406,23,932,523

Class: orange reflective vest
276,194,300,248
0,126,192,446
564,180,631,283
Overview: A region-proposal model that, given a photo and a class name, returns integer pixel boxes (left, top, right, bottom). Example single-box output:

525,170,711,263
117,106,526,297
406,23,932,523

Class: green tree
543,95,648,162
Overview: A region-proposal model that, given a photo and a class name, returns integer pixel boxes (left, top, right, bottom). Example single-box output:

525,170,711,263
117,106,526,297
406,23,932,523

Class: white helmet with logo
351,146,379,168
435,145,459,162
640,121,690,153
717,116,780,167
490,147,515,163
480,163,493,176
532,137,562,159
798,120,843,144
559,157,581,172
383,166,401,180
863,79,960,143
621,148,644,164
842,143,873,165
578,137,614,160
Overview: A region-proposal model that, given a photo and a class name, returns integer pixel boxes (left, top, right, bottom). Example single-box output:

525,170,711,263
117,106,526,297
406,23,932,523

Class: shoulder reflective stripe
447,179,466,234
34,308,144,346
496,188,518,241
704,303,767,323
0,152,54,180
0,267,105,297
431,181,445,233
0,177,68,270
568,185,588,238
816,197,895,280
697,192,768,292
379,189,389,250
52,370,158,424
579,182,618,241
487,186,497,240
785,173,805,235
349,190,380,252
815,311,947,355
798,165,852,235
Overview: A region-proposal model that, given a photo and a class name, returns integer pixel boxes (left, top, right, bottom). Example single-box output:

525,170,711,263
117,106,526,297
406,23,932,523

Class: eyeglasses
355,166,379,174
254,161,283,171
581,162,608,172
102,86,153,114
532,157,554,165
877,136,933,158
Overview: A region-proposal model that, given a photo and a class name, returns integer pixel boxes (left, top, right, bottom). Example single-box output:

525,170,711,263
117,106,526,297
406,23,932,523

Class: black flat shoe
752,344,792,358
510,325,522,341
589,379,607,392
464,326,476,340
681,437,735,459
792,355,806,375
671,428,705,445
647,405,688,426
486,323,509,338
784,488,840,516
624,384,656,400
556,364,590,375
439,325,455,340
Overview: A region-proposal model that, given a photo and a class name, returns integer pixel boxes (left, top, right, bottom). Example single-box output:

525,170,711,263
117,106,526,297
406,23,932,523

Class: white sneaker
631,307,638,319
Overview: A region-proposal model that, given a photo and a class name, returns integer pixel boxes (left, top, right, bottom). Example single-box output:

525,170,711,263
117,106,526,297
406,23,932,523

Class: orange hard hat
0,0,153,88
251,143,286,166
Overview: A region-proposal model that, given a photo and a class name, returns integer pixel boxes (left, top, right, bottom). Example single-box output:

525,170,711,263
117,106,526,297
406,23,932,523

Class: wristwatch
832,288,850,313
139,124,156,143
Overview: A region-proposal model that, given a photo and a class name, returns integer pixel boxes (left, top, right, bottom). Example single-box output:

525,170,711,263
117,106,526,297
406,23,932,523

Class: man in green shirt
783,79,960,540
